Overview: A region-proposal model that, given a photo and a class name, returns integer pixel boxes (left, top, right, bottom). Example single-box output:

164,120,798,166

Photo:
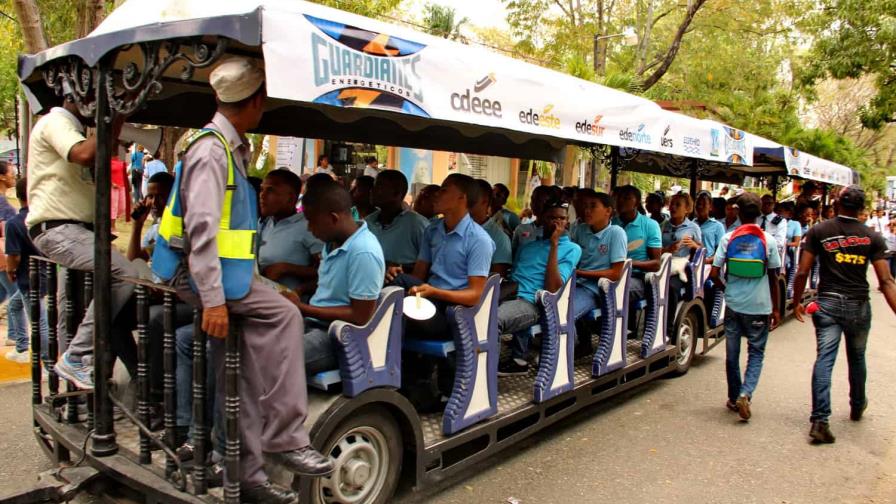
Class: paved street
1,290,895,503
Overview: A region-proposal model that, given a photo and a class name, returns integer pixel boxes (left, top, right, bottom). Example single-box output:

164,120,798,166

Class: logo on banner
619,124,652,145
710,129,721,157
307,14,429,117
660,125,673,148
575,115,605,137
519,104,561,129
683,136,702,155
451,74,503,117
724,127,747,164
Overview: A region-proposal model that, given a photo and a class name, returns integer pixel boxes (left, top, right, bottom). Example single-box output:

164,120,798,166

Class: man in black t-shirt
793,185,896,444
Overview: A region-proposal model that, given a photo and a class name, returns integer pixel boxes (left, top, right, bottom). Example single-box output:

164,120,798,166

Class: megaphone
119,123,163,155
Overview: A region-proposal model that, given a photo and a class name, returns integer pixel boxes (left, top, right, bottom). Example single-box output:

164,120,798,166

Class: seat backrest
534,274,576,402
686,247,707,300
330,286,404,397
442,274,501,435
592,259,633,377
641,253,672,358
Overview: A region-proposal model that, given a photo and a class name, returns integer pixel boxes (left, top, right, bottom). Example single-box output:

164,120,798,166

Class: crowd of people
12,55,896,502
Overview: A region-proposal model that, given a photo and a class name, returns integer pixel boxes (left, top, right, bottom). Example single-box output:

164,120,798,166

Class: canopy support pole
610,146,620,190
589,148,597,190
771,175,779,200
689,161,698,200
91,57,118,457
822,184,829,207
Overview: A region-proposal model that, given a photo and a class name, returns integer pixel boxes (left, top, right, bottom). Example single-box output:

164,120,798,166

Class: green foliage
803,0,896,129
313,0,403,17
421,3,468,41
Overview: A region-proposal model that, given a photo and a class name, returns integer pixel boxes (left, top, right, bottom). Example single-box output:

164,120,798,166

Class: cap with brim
210,57,265,103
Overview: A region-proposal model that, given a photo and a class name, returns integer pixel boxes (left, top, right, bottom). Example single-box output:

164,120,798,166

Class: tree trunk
12,0,48,53
637,0,656,74
640,0,707,91
77,0,108,38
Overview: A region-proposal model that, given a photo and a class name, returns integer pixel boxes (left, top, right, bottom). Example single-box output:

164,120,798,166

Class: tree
11,0,47,53
422,3,468,41
803,0,896,129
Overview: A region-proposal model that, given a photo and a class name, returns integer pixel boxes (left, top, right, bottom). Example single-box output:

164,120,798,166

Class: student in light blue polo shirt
571,190,628,321
257,170,324,292
611,185,662,300
710,192,781,420
286,181,385,375
512,185,558,254
473,179,512,278
724,197,741,233
366,170,430,276
491,183,521,234
661,193,703,258
394,173,495,341
497,199,581,375
695,191,726,260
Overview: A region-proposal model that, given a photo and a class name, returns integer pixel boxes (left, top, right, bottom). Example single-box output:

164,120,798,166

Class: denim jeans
498,299,540,360
10,289,49,356
724,309,770,402
174,324,222,450
572,285,602,322
305,322,338,375
810,295,871,423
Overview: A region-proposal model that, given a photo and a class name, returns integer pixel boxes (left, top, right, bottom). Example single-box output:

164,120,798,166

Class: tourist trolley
14,1,858,503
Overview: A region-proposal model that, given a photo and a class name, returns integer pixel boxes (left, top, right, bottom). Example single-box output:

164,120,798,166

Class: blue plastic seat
591,259,633,377
532,275,577,403
307,287,404,397
403,338,455,358
641,253,673,358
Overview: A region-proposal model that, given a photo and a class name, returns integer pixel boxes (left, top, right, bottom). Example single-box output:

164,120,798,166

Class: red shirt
111,157,127,186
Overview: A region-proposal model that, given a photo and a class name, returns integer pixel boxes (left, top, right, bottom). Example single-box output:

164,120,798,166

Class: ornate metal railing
28,256,241,502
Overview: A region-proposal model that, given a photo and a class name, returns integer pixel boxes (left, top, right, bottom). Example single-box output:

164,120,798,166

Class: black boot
266,446,335,477
850,399,868,421
809,421,836,444
241,481,297,504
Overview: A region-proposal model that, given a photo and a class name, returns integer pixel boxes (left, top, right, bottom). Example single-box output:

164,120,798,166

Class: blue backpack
726,224,767,278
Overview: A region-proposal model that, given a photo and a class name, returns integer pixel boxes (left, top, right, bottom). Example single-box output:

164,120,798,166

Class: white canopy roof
749,134,857,186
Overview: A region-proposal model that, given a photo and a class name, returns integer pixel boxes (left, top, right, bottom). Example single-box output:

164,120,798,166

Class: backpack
726,224,767,278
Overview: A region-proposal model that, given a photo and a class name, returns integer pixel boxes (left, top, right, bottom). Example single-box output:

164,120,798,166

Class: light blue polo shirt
420,214,495,290
498,208,521,233
726,218,741,233
697,218,726,257
365,208,429,266
511,235,582,304
786,219,802,242
257,213,324,290
661,218,703,258
612,213,662,267
712,231,782,315
483,218,512,266
571,222,628,295
310,222,385,308
512,222,542,254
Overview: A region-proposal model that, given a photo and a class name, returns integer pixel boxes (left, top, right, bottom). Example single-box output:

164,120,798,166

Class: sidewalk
0,318,30,383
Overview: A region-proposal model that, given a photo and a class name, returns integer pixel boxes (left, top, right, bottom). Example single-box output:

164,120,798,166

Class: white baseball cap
209,57,265,103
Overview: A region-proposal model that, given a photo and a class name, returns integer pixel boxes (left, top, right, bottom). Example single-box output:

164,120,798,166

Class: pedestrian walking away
793,185,896,444
150,56,333,503
710,192,782,421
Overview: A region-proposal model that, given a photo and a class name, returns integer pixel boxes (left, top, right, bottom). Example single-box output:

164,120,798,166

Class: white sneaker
5,349,29,364
3,339,16,347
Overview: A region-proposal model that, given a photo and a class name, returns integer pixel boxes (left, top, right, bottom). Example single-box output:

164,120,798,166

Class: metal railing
28,256,242,503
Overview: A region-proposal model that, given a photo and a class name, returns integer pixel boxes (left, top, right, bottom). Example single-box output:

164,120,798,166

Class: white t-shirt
26,108,95,227
363,165,380,178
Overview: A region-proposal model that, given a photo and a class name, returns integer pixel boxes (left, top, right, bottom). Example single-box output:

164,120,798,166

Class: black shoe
809,421,836,444
498,359,529,376
725,399,738,413
175,441,195,462
240,481,297,504
151,426,189,452
850,399,869,421
206,462,224,488
736,394,751,421
266,446,334,477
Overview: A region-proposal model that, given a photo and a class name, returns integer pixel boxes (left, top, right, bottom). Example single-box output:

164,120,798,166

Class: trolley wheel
308,406,403,504
671,311,698,376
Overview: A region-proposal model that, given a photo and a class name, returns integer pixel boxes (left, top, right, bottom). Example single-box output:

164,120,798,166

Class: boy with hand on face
284,180,385,375
497,198,582,375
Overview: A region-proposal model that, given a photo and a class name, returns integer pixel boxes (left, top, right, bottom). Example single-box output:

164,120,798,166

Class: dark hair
443,173,480,210
147,171,174,191
265,169,303,194
839,185,865,211
247,176,262,196
15,177,26,203
542,197,569,213
646,191,664,205
354,174,375,191
736,193,762,222
493,183,510,199
305,173,338,194
364,156,378,165
615,184,642,203
712,197,727,214
317,154,329,165
303,180,352,215
0,161,9,176
475,179,493,206
376,169,409,197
